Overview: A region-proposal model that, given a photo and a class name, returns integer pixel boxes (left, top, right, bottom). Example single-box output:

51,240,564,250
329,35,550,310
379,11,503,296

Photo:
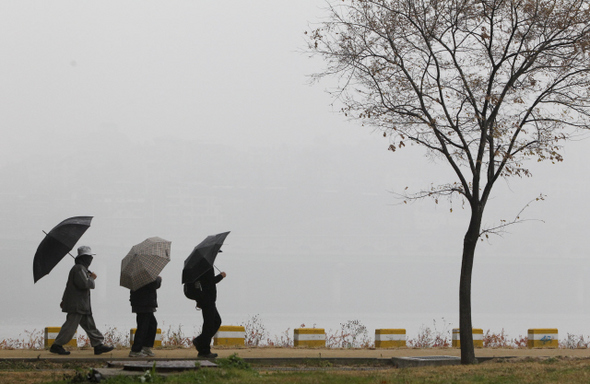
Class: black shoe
49,344,70,355
197,352,218,359
94,344,114,355
192,338,199,351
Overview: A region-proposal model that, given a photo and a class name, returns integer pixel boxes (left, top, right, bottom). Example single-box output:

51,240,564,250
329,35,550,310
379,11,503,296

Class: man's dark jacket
130,277,162,313
196,268,224,308
60,255,94,314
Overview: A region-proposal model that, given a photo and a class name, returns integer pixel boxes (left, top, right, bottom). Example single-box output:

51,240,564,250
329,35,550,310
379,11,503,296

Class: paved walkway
1,347,590,360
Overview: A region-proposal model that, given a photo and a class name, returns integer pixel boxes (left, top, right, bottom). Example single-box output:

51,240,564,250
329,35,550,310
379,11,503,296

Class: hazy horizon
2,1,590,345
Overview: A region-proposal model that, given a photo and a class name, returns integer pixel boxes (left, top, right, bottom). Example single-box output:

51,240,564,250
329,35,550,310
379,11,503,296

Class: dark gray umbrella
182,231,230,284
33,216,93,283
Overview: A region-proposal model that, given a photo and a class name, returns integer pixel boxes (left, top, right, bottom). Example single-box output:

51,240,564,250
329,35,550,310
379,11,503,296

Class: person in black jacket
191,268,226,358
129,276,162,357
50,246,114,356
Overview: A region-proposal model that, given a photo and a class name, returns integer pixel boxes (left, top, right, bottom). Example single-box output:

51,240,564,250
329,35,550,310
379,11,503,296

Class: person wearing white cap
49,245,114,355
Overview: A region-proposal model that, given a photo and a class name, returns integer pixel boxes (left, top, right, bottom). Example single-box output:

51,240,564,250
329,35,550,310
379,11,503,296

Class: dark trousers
132,312,157,352
194,305,221,354
55,312,104,347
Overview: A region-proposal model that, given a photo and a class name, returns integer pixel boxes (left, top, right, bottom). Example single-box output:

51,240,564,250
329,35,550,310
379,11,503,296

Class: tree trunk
459,209,481,364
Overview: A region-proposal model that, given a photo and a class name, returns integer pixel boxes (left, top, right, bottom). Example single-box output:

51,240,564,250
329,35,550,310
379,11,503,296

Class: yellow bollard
527,329,558,348
44,327,77,348
214,326,245,346
294,328,326,347
375,329,406,348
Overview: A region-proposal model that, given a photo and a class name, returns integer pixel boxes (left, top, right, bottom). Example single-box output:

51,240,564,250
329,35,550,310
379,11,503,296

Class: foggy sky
1,1,589,342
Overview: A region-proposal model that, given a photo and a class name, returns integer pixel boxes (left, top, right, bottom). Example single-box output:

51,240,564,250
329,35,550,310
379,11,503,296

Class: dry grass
256,357,590,383
0,360,96,384
3,356,590,384
0,370,75,384
390,357,590,383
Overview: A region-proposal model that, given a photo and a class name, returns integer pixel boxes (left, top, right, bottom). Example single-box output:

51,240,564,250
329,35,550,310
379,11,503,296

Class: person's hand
221,272,227,278
90,272,97,280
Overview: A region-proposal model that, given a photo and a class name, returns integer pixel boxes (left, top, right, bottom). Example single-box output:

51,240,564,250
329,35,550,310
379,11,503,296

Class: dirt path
3,347,590,384
2,346,590,360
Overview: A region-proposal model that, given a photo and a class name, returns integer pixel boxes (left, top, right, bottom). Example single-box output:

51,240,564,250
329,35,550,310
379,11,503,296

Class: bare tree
308,0,590,364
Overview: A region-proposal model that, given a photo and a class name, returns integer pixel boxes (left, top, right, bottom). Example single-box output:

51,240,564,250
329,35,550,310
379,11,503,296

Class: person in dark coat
191,268,226,358
50,246,114,355
129,276,162,357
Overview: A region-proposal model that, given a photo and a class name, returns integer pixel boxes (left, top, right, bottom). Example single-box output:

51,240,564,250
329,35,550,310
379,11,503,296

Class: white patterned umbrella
120,237,171,291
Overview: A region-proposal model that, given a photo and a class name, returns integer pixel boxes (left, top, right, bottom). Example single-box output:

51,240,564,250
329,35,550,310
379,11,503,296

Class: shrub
78,326,128,349
217,353,252,370
511,334,528,349
407,318,451,348
161,324,192,348
241,314,268,347
77,334,90,348
560,333,590,349
266,328,293,348
483,329,511,348
326,320,372,348
103,326,129,348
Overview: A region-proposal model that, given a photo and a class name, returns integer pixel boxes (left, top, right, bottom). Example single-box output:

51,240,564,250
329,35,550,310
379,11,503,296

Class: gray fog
1,1,589,342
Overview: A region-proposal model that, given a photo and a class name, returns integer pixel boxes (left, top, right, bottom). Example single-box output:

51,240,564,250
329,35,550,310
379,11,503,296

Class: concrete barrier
527,328,558,348
294,328,326,347
452,328,483,348
375,329,406,348
44,327,77,348
214,325,245,346
130,328,162,347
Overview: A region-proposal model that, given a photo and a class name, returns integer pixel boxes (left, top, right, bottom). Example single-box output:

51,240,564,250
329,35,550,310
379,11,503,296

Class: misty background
1,1,589,343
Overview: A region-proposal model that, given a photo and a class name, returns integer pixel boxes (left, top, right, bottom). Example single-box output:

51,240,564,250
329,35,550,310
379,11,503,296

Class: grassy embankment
3,355,590,384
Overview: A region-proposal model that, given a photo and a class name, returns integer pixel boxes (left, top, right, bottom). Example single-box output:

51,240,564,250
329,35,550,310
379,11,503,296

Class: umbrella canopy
120,236,171,291
33,216,93,283
182,231,230,284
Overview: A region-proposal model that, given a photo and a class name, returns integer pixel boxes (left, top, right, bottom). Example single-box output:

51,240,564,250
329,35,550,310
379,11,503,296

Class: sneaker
94,344,115,355
129,350,148,357
141,347,155,357
49,344,70,355
197,352,218,359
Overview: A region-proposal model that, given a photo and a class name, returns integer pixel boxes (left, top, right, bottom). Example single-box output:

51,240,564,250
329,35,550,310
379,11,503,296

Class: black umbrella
33,216,93,283
182,231,230,284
